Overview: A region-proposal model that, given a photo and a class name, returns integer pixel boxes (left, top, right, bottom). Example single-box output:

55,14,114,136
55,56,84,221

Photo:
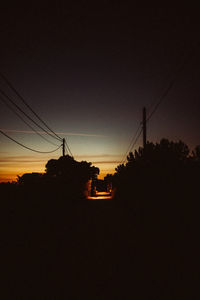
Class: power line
129,127,143,153
121,41,195,164
0,72,62,141
0,88,61,142
121,123,142,164
0,96,59,147
146,80,174,122
0,129,62,154
147,41,200,123
65,139,73,157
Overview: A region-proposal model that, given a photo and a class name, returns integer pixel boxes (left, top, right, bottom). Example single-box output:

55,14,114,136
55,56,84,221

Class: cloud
92,160,121,165
0,129,106,137
75,154,122,165
1,158,44,165
0,153,122,164
75,154,122,159
0,155,46,163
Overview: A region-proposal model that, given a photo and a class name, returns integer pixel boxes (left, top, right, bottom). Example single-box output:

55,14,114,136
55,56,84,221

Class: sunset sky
0,3,200,182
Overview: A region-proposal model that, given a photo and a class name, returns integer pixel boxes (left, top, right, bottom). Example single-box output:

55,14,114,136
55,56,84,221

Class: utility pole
143,107,147,150
62,138,65,156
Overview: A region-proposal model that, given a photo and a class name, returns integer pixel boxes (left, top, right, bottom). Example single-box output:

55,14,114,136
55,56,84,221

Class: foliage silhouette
45,155,99,182
112,139,199,207
1,139,200,298
16,155,99,200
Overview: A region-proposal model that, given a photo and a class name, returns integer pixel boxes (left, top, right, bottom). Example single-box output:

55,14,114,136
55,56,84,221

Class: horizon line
0,129,106,137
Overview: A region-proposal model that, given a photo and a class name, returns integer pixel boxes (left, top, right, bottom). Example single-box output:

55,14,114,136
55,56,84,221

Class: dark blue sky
0,3,200,180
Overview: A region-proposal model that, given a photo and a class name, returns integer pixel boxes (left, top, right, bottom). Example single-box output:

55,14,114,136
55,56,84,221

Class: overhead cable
0,72,62,141
129,127,143,153
0,96,59,147
146,81,174,122
121,123,142,164
147,41,200,123
65,139,73,157
0,129,62,154
0,88,61,142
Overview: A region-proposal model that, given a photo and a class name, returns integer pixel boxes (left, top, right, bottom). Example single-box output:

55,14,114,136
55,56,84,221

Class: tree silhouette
112,138,199,203
115,164,126,175
17,172,43,185
192,145,200,162
45,155,99,184
16,155,99,199
124,139,189,167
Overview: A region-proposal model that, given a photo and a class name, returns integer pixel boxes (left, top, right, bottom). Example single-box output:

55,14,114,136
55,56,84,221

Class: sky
0,3,200,181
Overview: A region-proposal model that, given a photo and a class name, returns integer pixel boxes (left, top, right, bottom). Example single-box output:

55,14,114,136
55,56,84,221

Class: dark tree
17,173,43,185
192,145,200,162
113,138,198,204
45,155,99,185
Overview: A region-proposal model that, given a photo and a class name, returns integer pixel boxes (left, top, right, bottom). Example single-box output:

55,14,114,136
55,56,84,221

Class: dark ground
1,186,200,299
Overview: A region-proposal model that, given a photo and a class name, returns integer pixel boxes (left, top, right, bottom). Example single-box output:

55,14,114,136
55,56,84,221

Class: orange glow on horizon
0,156,117,182
0,163,45,183
0,164,115,182
0,170,115,182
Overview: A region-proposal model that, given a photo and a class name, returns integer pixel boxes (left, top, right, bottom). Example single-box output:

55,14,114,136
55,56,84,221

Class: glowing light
87,191,113,200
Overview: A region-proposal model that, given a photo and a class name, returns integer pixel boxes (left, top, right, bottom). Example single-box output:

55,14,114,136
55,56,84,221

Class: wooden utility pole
143,107,147,150
62,138,65,156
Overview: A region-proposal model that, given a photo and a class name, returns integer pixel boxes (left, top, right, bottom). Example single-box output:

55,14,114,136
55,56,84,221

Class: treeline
1,139,200,298
108,139,200,298
0,155,99,201
108,138,200,208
